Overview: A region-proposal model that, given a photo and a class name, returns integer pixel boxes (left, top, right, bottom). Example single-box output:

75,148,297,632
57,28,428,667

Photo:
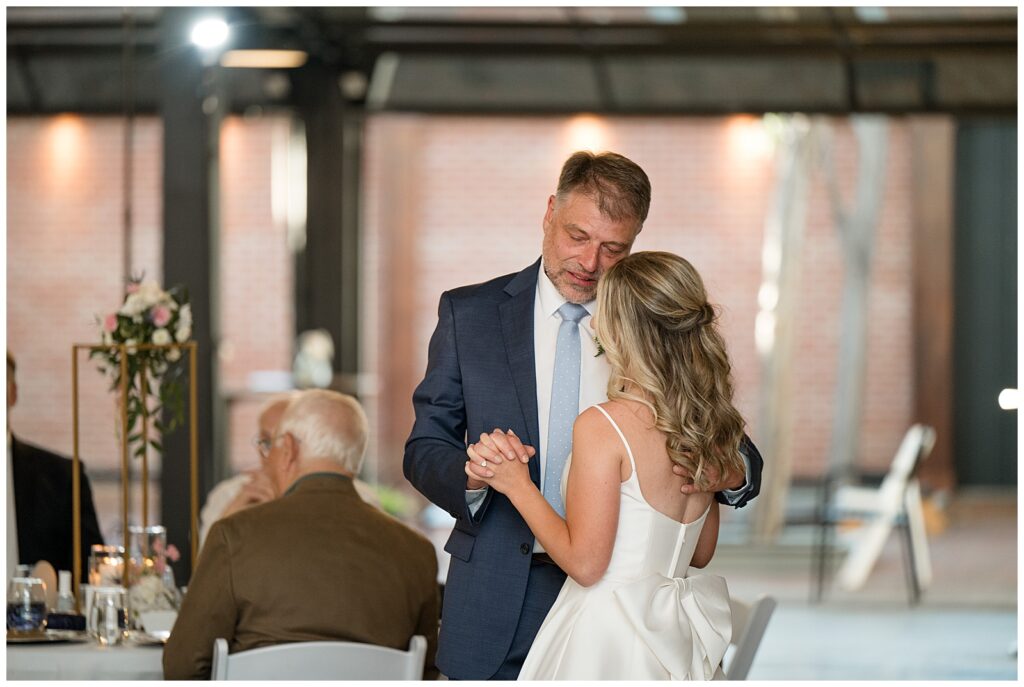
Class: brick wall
6,114,294,539
7,113,916,534
218,115,295,475
363,114,914,485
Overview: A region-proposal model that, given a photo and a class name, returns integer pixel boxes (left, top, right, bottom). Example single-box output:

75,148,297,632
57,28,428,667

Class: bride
468,251,747,680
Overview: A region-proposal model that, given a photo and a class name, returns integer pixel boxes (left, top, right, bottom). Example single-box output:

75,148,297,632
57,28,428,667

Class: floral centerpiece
92,278,191,626
92,276,192,460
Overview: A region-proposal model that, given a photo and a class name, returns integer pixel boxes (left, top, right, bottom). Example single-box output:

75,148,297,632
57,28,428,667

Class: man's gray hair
276,389,369,473
259,391,298,417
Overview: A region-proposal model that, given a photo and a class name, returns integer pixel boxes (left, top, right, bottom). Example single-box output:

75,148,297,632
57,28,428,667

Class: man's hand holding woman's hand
465,429,535,492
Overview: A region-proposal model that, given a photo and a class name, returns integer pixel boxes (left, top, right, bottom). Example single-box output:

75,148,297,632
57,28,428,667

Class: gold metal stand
70,341,199,609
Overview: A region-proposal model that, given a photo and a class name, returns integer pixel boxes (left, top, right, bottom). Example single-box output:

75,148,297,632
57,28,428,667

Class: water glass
7,577,48,636
88,586,127,646
88,545,125,587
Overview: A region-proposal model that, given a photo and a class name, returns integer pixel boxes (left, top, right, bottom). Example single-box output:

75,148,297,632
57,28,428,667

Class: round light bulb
190,18,229,50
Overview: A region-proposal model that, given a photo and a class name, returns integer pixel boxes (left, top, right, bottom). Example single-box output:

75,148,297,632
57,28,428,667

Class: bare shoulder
572,405,626,468
573,404,626,441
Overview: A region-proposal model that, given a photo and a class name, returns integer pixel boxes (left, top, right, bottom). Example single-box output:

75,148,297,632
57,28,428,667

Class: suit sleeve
163,521,239,680
403,292,494,528
714,434,763,509
77,463,105,569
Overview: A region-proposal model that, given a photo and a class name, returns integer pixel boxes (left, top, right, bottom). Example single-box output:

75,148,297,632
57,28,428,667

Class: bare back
600,398,713,526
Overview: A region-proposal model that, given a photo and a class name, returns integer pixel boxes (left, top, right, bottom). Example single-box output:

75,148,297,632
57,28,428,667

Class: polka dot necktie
544,302,589,518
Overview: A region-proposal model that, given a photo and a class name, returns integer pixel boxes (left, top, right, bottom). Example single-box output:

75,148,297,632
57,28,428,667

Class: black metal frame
810,471,924,606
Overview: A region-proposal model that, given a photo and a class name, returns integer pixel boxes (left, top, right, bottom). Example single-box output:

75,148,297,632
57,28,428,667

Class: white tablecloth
7,641,164,680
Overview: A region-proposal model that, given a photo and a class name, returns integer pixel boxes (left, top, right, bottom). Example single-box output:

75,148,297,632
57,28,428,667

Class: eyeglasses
252,435,273,459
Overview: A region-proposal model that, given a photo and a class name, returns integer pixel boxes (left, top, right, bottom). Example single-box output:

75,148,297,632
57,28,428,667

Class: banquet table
7,640,164,680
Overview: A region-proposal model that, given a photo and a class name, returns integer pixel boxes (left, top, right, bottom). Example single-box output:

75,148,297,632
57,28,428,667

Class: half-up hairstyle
594,251,746,490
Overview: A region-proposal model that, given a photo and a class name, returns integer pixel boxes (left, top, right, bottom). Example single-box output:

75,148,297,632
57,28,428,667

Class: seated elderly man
163,390,439,679
199,393,382,550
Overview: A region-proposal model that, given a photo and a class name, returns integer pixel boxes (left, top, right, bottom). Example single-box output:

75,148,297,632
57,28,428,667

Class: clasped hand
465,429,535,494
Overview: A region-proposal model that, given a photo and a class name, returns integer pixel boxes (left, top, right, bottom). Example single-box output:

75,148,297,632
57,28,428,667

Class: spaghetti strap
591,404,638,473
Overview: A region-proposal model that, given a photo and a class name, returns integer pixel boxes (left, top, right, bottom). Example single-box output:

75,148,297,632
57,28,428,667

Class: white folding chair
823,424,937,598
211,635,427,680
716,594,777,680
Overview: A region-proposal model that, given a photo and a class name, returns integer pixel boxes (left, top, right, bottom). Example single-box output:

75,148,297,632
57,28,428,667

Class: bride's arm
467,407,623,587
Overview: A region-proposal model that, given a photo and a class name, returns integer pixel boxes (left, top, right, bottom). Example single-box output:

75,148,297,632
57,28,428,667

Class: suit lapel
499,260,541,485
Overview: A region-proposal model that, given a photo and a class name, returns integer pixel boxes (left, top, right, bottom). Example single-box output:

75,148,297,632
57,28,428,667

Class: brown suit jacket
163,473,439,679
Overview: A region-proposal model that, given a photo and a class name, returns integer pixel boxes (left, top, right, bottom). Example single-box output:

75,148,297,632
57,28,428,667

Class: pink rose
151,305,171,327
126,282,140,295
104,313,118,333
166,544,180,562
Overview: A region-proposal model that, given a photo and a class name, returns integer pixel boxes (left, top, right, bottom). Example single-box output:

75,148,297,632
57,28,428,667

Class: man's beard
545,263,597,304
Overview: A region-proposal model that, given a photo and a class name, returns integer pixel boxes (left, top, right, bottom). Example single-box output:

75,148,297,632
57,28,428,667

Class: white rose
137,280,165,307
175,325,191,343
167,348,181,362
178,304,192,329
125,338,138,348
152,328,171,346
119,293,146,318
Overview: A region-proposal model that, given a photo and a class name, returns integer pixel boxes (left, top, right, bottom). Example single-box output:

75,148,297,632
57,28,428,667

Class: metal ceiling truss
6,8,1016,116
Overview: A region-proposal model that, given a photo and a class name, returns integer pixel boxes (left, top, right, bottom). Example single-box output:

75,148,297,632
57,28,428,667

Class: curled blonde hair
594,251,746,490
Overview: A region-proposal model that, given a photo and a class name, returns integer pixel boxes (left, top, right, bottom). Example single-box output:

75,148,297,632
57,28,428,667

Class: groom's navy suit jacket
404,259,763,680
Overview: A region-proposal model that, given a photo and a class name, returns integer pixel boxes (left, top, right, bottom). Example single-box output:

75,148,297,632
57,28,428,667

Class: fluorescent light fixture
220,50,308,69
191,18,229,49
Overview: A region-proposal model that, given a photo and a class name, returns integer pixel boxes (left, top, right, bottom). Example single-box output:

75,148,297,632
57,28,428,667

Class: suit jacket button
520,543,530,555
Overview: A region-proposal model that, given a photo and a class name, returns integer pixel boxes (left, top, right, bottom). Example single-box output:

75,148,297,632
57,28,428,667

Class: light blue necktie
544,302,589,517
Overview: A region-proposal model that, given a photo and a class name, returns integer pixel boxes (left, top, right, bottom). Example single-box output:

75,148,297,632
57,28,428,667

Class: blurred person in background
197,395,291,548
165,390,439,679
7,350,104,576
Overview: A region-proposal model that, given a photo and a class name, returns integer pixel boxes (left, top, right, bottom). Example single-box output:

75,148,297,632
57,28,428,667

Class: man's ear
282,433,300,470
543,194,557,230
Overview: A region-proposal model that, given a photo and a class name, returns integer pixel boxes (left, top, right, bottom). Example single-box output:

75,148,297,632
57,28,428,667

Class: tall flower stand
70,341,200,611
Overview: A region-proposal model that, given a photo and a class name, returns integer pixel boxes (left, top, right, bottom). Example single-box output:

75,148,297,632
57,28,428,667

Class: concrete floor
707,486,1017,680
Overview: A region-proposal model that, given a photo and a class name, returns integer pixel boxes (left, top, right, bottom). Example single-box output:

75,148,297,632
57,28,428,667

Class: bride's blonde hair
594,251,746,490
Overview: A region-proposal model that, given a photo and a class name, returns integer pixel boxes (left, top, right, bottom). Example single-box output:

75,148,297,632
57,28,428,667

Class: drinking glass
88,586,127,646
88,545,125,586
7,577,47,636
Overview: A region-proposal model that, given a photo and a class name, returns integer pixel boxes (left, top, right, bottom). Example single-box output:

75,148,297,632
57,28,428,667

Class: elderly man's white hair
276,389,368,473
259,391,298,417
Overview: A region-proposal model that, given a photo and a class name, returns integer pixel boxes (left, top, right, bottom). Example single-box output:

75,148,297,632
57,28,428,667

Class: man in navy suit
404,151,763,679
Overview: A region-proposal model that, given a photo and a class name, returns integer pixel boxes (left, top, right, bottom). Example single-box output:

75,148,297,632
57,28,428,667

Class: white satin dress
518,405,733,681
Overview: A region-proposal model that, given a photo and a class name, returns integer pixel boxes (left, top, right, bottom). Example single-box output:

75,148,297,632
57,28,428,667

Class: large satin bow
613,572,732,680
